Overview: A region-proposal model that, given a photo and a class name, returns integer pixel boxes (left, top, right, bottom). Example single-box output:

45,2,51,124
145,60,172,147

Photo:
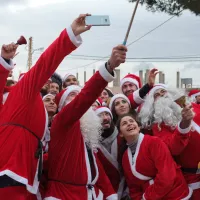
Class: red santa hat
42,93,55,101
95,106,113,119
109,94,130,110
95,98,103,106
55,85,81,111
188,89,200,99
120,74,142,90
148,84,167,97
63,73,76,82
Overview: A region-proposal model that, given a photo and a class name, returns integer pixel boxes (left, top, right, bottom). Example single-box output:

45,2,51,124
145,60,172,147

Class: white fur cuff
66,26,82,47
133,89,144,105
99,64,116,83
178,122,191,134
0,56,14,71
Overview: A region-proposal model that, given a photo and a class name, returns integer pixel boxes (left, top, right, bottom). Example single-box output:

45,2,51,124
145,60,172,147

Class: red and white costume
153,121,200,199
0,26,81,198
45,66,117,200
0,58,14,108
97,127,125,199
122,133,192,200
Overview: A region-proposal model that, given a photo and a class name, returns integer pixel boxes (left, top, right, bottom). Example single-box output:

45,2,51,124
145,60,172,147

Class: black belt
48,178,94,190
0,175,25,188
0,123,43,181
182,167,200,174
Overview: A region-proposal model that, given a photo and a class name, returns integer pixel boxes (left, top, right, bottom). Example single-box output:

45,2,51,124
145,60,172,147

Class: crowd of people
0,13,200,200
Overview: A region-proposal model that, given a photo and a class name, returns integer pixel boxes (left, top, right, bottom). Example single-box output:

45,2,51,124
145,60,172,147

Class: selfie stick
123,0,140,46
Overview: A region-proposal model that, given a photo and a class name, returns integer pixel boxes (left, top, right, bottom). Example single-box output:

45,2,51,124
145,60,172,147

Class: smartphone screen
85,15,110,26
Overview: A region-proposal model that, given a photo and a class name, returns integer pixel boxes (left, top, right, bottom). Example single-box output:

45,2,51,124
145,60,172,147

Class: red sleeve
16,27,81,99
152,123,190,156
0,58,14,109
52,65,115,131
128,89,144,110
95,155,117,199
143,138,178,199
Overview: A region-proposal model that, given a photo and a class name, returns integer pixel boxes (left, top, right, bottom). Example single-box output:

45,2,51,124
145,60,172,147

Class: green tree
128,0,200,16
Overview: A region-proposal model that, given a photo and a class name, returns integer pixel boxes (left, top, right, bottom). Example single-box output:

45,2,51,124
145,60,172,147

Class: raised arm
52,44,128,130
0,44,16,108
129,68,158,109
152,105,194,156
15,14,91,99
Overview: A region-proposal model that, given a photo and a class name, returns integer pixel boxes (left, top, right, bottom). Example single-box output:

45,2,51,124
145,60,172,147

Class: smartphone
85,15,110,26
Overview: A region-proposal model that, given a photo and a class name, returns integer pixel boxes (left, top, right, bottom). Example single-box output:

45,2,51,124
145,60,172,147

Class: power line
67,55,200,60
65,9,184,71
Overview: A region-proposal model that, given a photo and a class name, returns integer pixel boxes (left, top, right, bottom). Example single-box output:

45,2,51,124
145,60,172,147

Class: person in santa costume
139,84,200,199
109,93,134,124
100,88,114,105
62,72,78,89
95,106,127,199
188,89,200,105
0,43,16,109
121,69,158,110
117,113,193,200
45,43,128,200
0,14,91,199
49,73,62,96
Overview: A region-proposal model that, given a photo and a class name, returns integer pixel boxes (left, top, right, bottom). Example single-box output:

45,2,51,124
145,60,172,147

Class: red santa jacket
0,26,81,194
0,58,14,109
153,122,200,192
122,133,192,200
97,128,125,199
45,66,117,200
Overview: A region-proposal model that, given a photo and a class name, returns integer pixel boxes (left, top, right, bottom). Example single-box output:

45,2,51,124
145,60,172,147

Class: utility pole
27,37,33,71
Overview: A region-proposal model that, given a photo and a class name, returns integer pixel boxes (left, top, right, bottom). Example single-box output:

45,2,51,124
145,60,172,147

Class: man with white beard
45,44,127,200
139,84,200,200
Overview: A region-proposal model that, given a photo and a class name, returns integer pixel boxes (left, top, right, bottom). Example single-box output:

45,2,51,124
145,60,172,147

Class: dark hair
116,112,140,133
51,73,62,92
116,113,141,170
105,88,114,98
111,100,137,125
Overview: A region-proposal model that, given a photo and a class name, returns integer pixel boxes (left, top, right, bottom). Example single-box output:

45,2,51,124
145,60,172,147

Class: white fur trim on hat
191,92,200,98
149,84,167,97
58,85,81,111
109,94,130,110
42,94,55,101
62,73,76,82
95,107,113,119
120,78,139,89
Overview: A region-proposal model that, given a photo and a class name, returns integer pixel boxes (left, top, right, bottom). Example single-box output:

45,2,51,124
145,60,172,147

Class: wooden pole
123,0,140,45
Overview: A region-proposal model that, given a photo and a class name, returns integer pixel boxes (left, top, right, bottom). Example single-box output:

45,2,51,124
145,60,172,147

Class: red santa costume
0,58,14,108
0,26,82,199
45,65,117,200
95,106,125,199
139,84,200,199
122,133,192,200
120,74,144,109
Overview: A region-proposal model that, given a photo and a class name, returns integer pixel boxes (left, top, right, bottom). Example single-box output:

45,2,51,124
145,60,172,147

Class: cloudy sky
1,0,200,87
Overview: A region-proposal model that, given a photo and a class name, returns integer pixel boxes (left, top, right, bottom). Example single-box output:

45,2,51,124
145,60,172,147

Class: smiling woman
117,113,193,200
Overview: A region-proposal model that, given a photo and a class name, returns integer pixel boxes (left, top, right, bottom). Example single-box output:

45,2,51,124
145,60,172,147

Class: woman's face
101,90,109,102
114,98,130,116
120,116,140,141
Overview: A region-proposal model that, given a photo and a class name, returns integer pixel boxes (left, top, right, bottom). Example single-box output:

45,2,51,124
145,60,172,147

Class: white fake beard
139,92,182,128
154,94,182,128
80,107,103,150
